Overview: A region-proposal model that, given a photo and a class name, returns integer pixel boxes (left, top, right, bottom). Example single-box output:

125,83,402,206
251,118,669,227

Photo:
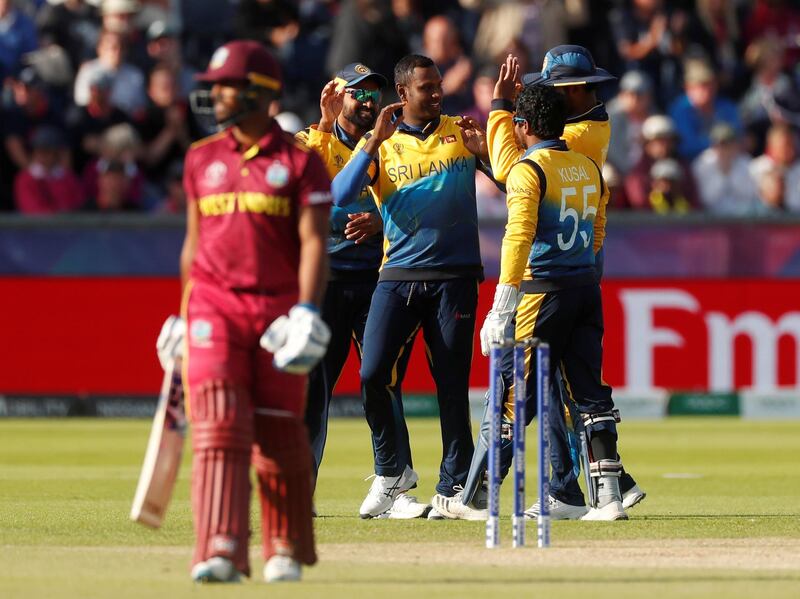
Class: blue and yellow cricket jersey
499,139,609,291
487,98,611,184
349,116,483,281
296,121,382,273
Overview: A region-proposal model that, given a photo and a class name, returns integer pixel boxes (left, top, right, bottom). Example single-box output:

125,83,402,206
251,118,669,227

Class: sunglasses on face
345,88,381,104
512,116,527,126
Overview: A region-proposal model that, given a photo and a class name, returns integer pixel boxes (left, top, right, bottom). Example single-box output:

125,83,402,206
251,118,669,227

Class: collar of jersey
395,116,441,140
522,139,567,158
566,103,608,124
333,120,359,150
224,121,281,157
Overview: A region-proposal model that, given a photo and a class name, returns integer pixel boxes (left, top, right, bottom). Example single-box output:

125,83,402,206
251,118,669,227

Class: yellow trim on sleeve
179,280,194,422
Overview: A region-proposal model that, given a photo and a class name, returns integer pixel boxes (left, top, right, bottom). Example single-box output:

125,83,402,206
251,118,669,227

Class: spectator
681,0,745,98
0,0,38,78
326,0,409,95
145,20,196,99
65,69,132,171
603,162,628,209
754,160,787,213
739,37,793,155
461,66,495,127
3,66,63,174
137,63,191,203
749,123,800,211
36,0,101,71
423,15,472,114
14,125,84,214
607,70,655,174
744,0,800,70
668,57,741,160
82,123,143,211
624,114,699,210
609,0,681,105
154,159,185,214
692,122,760,215
647,158,695,214
74,29,146,117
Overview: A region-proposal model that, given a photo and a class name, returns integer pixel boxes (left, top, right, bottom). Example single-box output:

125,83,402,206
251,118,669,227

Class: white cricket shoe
524,495,588,520
431,491,488,521
581,500,628,521
264,555,301,582
191,557,241,583
375,492,429,519
622,484,647,509
359,465,418,518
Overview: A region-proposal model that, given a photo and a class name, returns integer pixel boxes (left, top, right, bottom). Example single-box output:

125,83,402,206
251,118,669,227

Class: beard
344,106,377,129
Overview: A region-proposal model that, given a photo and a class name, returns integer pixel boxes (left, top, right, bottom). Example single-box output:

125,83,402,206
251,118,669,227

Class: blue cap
334,62,388,89
522,45,616,87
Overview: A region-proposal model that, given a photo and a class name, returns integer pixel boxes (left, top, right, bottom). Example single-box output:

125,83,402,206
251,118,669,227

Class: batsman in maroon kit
157,40,332,583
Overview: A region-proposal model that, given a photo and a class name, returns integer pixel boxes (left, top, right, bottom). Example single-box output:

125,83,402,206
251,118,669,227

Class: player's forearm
487,104,524,184
331,150,372,207
298,236,327,307
297,206,330,307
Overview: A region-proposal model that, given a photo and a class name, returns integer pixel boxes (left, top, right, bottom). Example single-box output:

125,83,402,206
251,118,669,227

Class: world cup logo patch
393,143,404,156
203,161,228,188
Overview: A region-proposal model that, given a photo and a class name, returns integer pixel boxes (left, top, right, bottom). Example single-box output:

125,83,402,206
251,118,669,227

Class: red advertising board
1,278,798,394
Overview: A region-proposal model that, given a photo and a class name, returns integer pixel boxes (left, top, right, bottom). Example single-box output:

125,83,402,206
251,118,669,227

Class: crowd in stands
3,0,800,216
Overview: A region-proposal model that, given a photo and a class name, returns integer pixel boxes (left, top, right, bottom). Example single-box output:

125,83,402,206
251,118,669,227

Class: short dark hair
394,54,435,87
515,84,566,140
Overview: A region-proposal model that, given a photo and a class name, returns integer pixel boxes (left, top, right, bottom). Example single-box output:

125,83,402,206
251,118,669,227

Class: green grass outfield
1,417,799,599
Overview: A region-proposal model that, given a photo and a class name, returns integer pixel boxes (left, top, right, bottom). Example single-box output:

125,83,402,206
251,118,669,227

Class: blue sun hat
522,45,616,87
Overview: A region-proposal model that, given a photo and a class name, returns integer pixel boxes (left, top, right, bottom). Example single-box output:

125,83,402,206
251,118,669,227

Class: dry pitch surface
1,418,799,598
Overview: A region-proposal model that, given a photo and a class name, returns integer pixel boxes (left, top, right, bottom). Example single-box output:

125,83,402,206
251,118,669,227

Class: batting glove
156,315,186,371
479,284,520,356
260,304,331,374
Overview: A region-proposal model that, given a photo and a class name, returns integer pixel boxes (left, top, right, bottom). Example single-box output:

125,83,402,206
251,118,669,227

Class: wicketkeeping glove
479,284,520,356
260,304,331,374
156,315,186,371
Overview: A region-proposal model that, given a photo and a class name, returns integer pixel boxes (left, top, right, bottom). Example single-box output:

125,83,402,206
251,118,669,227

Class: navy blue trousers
305,278,412,481
360,279,477,496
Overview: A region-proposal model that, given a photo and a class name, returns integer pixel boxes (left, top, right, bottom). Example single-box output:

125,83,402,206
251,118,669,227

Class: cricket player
156,40,332,583
332,54,490,518
465,46,644,520
295,64,418,514
436,83,628,521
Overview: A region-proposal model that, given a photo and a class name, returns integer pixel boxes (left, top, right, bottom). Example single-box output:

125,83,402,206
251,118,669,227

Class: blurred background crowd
3,0,800,217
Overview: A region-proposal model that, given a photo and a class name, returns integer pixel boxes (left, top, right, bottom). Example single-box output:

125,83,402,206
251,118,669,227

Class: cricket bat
130,358,187,528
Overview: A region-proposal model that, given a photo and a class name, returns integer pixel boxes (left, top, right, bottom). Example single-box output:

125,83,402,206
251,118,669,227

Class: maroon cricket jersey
183,122,332,294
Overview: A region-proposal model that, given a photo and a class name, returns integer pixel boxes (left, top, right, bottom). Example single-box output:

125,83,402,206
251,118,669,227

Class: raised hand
318,80,345,133
456,115,488,161
494,54,521,102
364,101,405,154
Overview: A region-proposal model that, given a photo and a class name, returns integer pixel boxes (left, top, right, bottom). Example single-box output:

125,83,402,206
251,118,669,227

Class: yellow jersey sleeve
499,161,541,287
487,107,525,184
593,175,609,254
296,126,332,162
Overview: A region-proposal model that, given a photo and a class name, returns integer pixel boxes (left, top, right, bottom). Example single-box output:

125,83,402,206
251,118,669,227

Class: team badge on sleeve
266,162,290,187
190,319,213,347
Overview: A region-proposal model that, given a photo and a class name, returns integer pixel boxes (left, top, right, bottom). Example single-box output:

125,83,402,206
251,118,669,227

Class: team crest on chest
393,142,404,156
334,154,344,168
440,134,457,144
203,160,228,188
266,162,290,187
